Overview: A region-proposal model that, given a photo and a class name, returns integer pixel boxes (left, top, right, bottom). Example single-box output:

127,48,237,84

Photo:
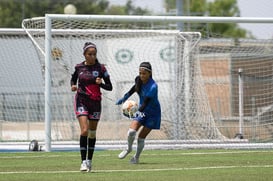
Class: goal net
2,14,273,150
19,14,226,146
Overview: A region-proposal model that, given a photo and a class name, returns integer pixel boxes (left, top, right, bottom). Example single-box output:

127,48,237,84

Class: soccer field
0,149,272,181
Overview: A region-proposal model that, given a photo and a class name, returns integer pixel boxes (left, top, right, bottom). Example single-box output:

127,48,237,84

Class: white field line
1,151,273,174
1,165,273,174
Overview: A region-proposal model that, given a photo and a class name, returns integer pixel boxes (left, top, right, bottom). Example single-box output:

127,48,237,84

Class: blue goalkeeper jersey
137,77,161,129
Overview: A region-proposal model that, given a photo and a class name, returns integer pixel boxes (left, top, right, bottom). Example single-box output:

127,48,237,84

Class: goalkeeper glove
115,93,130,105
116,98,124,105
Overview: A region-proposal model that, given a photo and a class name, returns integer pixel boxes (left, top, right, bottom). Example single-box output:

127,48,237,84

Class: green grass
0,149,273,181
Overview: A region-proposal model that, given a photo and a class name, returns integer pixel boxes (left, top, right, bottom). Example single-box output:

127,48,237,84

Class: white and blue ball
122,100,138,118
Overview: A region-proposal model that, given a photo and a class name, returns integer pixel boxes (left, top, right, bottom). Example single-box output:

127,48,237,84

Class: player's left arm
99,65,113,91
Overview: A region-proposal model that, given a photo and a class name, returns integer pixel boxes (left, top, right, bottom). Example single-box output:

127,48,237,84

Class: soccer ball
29,140,39,151
122,100,138,118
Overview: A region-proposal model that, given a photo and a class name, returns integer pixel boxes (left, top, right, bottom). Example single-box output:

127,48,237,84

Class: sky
237,0,273,39
108,0,273,39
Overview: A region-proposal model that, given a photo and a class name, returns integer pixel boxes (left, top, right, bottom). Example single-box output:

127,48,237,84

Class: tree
124,0,150,15
107,0,150,16
0,0,69,28
0,0,150,28
164,0,251,38
207,0,249,38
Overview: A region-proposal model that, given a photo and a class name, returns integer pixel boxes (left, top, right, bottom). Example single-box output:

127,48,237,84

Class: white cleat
80,160,88,172
86,160,92,172
130,156,139,164
118,149,131,159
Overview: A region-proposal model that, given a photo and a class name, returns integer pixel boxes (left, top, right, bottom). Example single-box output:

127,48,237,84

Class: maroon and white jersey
71,61,112,101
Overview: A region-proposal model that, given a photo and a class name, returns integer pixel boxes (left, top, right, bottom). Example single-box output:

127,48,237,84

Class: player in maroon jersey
71,42,112,172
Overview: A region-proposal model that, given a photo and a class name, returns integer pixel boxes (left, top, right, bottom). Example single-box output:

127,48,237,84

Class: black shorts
74,94,101,120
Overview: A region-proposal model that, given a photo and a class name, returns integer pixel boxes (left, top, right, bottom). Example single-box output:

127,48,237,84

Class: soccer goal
19,14,273,151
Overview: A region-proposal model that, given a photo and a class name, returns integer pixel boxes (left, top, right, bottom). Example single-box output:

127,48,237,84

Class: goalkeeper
116,62,161,164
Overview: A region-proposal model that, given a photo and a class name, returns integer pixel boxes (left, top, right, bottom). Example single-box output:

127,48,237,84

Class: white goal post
20,14,273,152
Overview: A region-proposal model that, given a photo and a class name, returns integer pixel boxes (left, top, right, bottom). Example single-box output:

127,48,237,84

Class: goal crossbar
45,14,273,23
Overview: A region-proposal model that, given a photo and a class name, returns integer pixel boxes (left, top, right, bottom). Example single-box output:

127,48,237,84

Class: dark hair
139,62,152,72
135,76,141,94
135,62,153,94
83,42,97,54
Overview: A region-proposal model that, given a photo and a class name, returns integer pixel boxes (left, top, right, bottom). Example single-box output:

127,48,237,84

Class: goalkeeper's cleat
118,149,131,159
80,160,88,172
86,160,92,172
130,156,139,164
